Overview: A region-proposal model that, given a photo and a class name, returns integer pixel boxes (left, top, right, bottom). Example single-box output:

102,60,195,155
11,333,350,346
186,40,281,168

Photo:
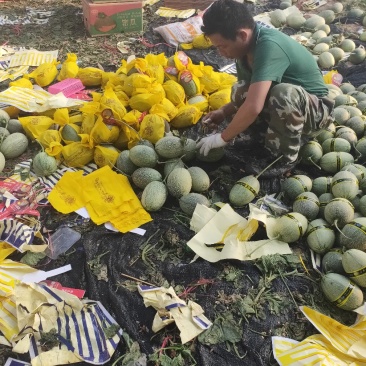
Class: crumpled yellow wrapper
138,285,212,344
187,204,292,262
273,305,366,365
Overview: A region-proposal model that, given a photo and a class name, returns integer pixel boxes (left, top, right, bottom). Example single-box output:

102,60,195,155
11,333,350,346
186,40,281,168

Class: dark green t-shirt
236,24,328,97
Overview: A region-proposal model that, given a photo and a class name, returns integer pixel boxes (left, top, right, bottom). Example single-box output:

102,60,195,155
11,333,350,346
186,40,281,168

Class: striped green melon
188,166,210,193
321,273,364,310
163,158,185,177
319,192,335,218
299,140,323,165
129,145,158,168
340,218,366,251
334,127,357,145
267,212,308,243
319,152,354,173
141,181,168,212
229,175,259,207
322,251,345,274
131,167,162,189
293,191,320,220
179,193,210,216
321,138,351,154
340,83,356,94
166,168,192,198
281,175,312,201
32,152,58,177
355,137,366,158
357,100,366,113
324,197,355,228
116,150,138,175
347,90,366,103
331,171,359,200
0,132,28,159
312,176,333,196
335,94,358,107
351,192,363,212
155,136,184,159
339,105,362,117
342,249,366,287
306,218,335,254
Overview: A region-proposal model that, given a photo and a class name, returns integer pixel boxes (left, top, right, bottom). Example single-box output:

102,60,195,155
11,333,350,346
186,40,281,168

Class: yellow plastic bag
163,80,186,106
139,114,166,144
122,73,152,97
61,134,95,167
57,53,79,81
208,88,231,110
170,105,202,128
113,86,129,107
25,60,59,87
38,130,63,158
89,117,120,146
187,94,209,112
219,72,237,90
192,34,212,49
80,102,99,134
129,92,164,112
18,116,54,139
9,78,33,89
77,67,104,86
126,57,148,75
94,145,120,168
145,53,167,85
149,103,170,122
100,86,127,120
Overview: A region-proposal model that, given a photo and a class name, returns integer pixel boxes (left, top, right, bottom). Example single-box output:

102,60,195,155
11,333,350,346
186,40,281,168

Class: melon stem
307,157,321,170
256,155,284,179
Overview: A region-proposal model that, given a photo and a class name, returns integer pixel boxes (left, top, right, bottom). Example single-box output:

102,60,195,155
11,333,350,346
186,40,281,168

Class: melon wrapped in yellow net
57,53,79,81
25,60,59,87
139,114,166,144
208,89,232,110
94,145,120,168
170,105,202,128
163,80,186,106
77,67,104,87
62,134,95,167
18,116,54,139
38,130,63,158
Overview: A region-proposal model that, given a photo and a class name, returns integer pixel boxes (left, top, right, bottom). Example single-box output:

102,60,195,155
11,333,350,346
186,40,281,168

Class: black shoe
245,155,297,178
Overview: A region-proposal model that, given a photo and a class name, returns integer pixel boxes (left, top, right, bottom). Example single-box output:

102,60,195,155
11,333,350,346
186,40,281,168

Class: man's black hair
202,0,255,40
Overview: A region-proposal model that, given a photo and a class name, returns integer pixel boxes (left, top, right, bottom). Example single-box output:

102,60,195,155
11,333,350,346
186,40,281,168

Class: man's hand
196,133,228,156
201,109,226,131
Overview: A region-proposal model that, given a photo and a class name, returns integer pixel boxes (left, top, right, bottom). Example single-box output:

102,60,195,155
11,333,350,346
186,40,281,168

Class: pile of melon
270,4,366,68
116,134,224,215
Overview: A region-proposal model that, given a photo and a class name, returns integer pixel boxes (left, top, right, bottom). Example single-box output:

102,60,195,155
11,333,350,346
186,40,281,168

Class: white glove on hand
196,133,228,156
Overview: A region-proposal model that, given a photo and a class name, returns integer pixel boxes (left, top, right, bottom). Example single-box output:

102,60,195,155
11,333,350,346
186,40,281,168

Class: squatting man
196,0,334,178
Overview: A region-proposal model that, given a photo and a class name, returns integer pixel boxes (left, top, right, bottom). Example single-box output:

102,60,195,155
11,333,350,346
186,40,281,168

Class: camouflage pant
231,82,334,162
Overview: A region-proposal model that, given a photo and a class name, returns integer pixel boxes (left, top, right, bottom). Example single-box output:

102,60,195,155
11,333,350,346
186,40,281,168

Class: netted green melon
341,163,366,180
324,197,355,228
331,171,359,200
321,273,364,310
132,167,162,189
270,9,287,27
334,127,357,145
298,140,323,166
328,47,345,63
229,175,260,207
344,116,366,137
267,212,308,243
334,94,358,107
166,168,192,198
340,218,366,251
319,152,354,173
315,123,336,143
321,137,351,154
182,138,197,162
349,47,366,65
141,181,168,212
116,150,138,175
179,193,210,216
318,9,335,24
196,147,225,162
340,39,356,53
163,158,185,177
286,14,305,29
312,176,333,196
331,2,343,13
306,218,335,254
293,191,320,220
322,250,344,274
318,52,335,68
281,175,312,201
188,166,210,193
304,15,326,30
319,192,335,218
342,249,366,287
129,145,158,168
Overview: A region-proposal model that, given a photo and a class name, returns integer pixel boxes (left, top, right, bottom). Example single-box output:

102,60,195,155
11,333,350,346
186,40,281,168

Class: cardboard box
164,0,214,10
82,0,143,36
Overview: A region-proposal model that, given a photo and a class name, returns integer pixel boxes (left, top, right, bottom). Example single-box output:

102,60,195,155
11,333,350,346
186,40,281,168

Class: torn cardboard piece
138,285,212,344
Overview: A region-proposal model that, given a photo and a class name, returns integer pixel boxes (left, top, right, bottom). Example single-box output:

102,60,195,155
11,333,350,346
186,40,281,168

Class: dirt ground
0,0,366,365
